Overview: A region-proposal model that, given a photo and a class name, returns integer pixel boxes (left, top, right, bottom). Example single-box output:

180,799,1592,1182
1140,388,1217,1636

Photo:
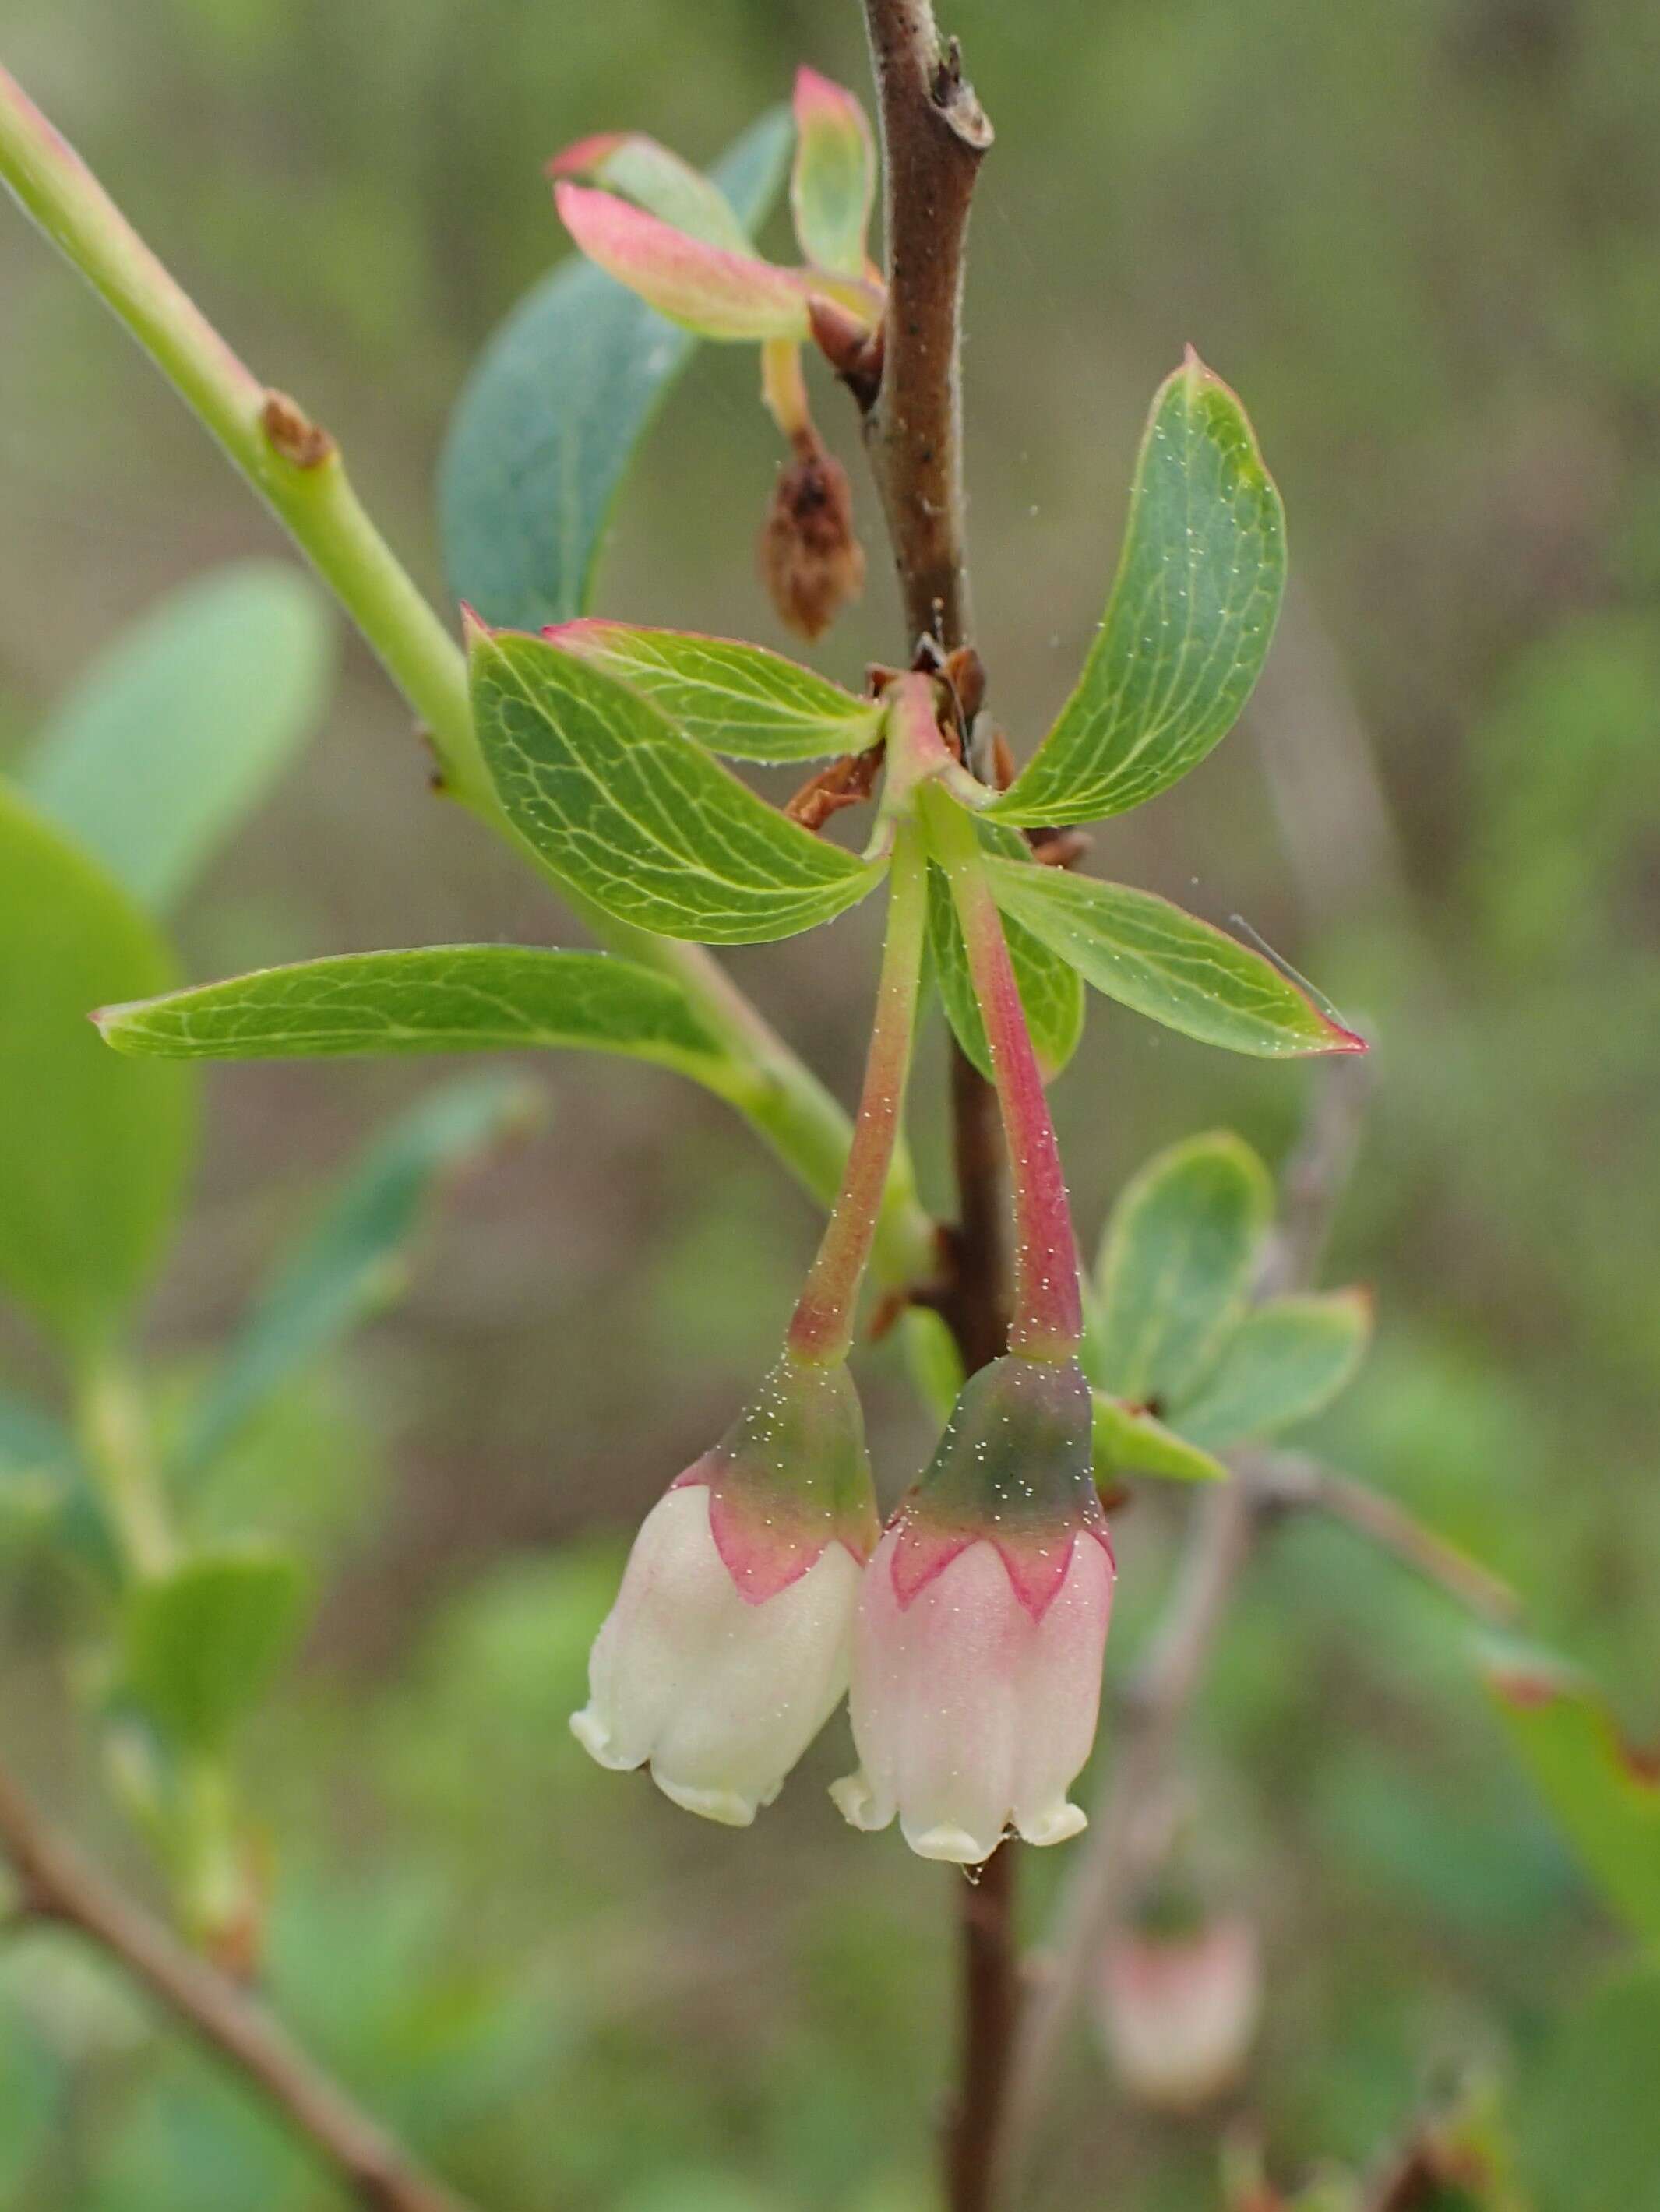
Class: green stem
0,62,934,1291
76,1351,173,1580
788,826,928,1365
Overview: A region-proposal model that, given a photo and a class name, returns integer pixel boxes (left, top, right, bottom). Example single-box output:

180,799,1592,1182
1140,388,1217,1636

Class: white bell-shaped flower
832,1354,1113,1864
572,1354,876,1826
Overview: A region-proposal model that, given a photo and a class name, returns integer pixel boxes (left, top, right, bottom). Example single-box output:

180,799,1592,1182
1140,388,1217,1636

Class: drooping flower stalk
572,818,929,1824
787,822,929,1367
921,784,1084,1362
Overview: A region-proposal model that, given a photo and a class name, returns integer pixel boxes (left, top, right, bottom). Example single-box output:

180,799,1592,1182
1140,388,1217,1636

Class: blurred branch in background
0,1758,472,2212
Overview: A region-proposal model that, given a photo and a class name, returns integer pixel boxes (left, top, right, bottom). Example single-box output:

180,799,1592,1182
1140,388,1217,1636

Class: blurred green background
2,0,1658,2204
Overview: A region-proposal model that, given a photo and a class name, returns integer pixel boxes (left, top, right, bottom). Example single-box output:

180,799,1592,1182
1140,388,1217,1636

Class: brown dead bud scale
260,389,333,470
784,744,884,834
759,426,866,643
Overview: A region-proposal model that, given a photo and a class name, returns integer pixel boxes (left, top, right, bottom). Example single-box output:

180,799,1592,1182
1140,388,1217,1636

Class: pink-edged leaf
791,66,877,278
548,132,751,253
553,181,812,340
984,856,1366,1060
1485,1643,1660,1943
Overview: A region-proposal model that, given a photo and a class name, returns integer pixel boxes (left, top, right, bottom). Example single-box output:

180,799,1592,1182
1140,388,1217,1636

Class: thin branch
0,1759,472,2212
858,0,992,656
1249,1450,1518,1626
855,9,1007,2210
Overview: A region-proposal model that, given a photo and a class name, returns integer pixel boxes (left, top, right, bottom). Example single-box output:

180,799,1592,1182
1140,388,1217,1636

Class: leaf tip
546,132,626,181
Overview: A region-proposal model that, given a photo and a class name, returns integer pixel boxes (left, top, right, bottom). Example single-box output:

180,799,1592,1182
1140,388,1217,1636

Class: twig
1249,1450,1517,1626
999,1056,1371,2199
0,1759,473,2212
854,9,1007,2210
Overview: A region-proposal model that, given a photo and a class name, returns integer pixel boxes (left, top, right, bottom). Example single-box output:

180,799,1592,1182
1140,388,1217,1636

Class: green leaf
439,111,791,632
549,132,753,253
791,69,877,279
96,945,736,1087
1485,1648,1660,1946
471,628,882,944
1091,1391,1228,1483
546,622,883,761
927,830,1086,1083
21,564,333,913
1091,1130,1273,1408
1178,1287,1373,1445
122,1541,308,1751
984,858,1363,1058
176,1075,534,1478
988,352,1286,828
1519,1964,1660,2212
0,786,194,1344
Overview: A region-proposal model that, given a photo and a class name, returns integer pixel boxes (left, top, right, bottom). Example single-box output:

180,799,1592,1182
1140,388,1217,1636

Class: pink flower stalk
572,1353,877,1825
832,1354,1115,1863
1096,1911,1262,2110
574,837,928,1824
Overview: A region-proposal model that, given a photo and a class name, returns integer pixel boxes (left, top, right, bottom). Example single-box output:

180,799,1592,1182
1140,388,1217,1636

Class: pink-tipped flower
832,1354,1114,1864
1096,1910,1262,2111
573,1355,877,1826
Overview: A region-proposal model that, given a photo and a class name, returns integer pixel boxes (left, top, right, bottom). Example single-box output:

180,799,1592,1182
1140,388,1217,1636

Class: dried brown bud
759,430,865,643
259,389,333,470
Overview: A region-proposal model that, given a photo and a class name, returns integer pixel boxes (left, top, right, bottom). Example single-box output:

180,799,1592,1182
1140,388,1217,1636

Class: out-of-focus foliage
2,0,1659,2206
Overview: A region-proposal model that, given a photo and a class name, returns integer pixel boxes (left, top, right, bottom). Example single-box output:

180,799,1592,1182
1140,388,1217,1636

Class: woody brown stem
856,7,1008,2209
0,1758,471,2212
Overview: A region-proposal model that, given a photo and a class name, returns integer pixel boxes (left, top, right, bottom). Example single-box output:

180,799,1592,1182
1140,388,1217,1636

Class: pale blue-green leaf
21,564,333,911
472,629,882,943
548,621,883,761
1091,1392,1228,1483
988,354,1286,827
439,111,791,631
1179,1288,1373,1445
0,787,195,1345
97,945,735,1088
176,1074,533,1478
1091,1130,1273,1407
985,858,1364,1058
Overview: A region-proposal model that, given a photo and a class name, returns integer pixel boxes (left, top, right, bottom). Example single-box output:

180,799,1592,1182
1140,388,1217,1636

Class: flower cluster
569,685,1117,1864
